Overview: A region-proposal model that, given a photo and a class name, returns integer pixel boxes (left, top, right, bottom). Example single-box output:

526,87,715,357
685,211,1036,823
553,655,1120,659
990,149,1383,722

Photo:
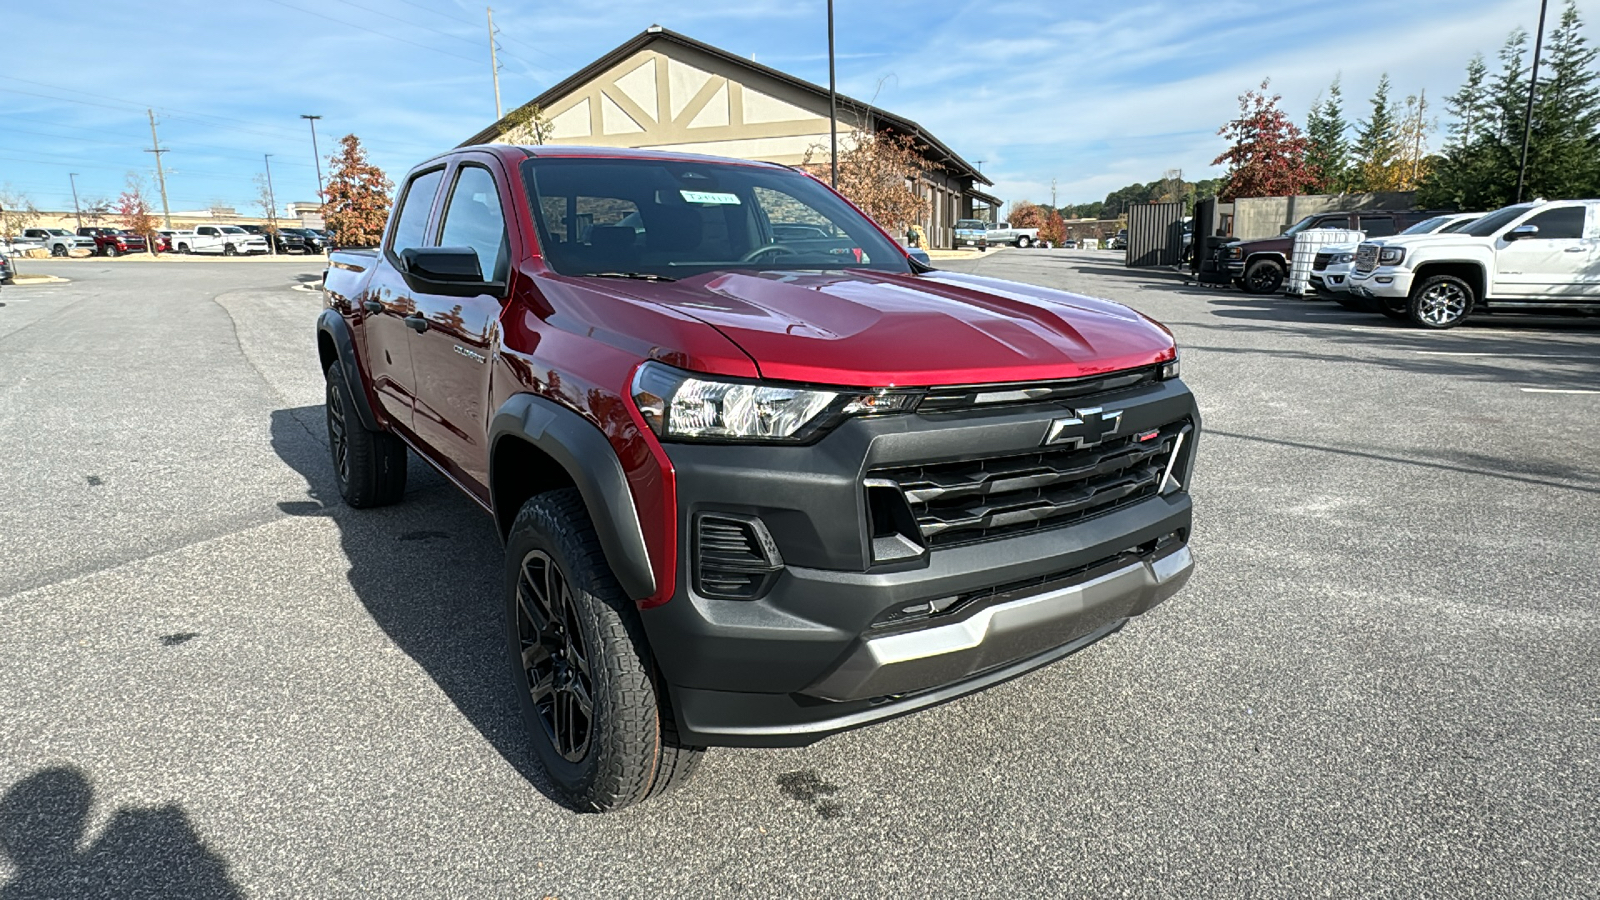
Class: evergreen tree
1527,0,1600,199
1352,74,1404,190
1305,76,1352,192
1481,29,1533,207
323,134,393,249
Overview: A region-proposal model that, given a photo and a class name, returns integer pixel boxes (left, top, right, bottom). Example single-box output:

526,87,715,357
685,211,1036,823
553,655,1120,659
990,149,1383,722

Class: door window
1521,206,1585,239
1359,216,1398,237
390,168,445,254
437,165,508,280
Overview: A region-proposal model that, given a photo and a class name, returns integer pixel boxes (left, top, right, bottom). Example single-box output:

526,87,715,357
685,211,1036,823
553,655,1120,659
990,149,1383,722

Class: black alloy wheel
515,549,594,763
1243,259,1284,294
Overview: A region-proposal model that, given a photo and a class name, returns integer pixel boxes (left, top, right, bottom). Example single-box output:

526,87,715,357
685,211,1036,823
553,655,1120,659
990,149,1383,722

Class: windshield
955,219,985,229
221,226,247,234
46,229,71,236
1440,216,1480,233
1401,216,1448,235
521,157,910,279
1282,215,1324,237
1460,205,1533,238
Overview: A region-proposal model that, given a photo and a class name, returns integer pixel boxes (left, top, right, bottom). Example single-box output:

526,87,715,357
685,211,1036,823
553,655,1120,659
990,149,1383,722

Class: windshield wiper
584,271,676,282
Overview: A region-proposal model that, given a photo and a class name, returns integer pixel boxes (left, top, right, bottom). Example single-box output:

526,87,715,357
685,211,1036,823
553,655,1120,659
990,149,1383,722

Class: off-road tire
324,363,406,507
1242,259,1284,294
505,489,704,812
1408,274,1475,330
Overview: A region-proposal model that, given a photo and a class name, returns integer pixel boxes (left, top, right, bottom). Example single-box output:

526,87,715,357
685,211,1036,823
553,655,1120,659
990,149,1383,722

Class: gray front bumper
805,544,1194,702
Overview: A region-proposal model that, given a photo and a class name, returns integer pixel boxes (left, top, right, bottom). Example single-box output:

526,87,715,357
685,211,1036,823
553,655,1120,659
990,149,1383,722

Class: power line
260,0,486,66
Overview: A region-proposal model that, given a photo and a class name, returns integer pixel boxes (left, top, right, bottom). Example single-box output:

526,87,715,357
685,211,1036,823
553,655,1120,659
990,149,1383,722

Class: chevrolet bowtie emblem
1043,406,1124,448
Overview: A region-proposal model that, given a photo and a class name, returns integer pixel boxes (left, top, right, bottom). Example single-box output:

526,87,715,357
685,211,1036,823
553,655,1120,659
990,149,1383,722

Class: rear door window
1360,216,1398,237
389,168,445,254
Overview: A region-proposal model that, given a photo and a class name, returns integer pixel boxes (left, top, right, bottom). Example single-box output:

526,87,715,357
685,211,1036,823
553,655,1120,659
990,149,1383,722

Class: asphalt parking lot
2,253,1596,898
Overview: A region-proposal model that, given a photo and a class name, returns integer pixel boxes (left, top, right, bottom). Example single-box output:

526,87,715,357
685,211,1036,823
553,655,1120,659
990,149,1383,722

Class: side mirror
1506,224,1540,241
399,246,503,297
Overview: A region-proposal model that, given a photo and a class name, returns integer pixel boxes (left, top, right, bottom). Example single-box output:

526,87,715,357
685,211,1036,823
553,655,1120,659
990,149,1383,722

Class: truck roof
410,143,793,173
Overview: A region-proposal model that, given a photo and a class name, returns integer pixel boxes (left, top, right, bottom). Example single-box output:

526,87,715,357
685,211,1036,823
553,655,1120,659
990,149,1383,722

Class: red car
75,227,148,257
319,145,1199,811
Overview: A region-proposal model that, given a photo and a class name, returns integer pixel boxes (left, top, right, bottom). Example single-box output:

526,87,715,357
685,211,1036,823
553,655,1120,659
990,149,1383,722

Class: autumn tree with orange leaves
1213,80,1317,200
323,134,393,248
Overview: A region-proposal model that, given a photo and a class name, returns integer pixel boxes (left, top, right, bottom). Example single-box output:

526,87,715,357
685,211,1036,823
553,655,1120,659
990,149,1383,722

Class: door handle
362,300,384,313
404,315,429,333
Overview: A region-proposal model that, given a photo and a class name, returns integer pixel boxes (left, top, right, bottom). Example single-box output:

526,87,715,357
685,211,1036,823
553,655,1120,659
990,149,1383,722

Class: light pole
301,114,326,214
827,0,837,188
264,154,279,256
1516,0,1551,203
68,173,83,230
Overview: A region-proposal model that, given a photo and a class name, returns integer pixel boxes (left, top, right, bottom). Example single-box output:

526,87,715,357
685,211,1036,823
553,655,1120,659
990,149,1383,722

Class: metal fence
1125,202,1186,268
1286,229,1363,296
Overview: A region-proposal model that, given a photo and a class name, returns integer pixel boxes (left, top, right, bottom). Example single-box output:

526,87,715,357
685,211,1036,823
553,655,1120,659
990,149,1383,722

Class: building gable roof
459,25,991,186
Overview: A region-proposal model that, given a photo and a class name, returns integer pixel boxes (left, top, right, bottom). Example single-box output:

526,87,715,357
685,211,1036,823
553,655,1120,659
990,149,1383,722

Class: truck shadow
267,405,563,806
0,766,245,899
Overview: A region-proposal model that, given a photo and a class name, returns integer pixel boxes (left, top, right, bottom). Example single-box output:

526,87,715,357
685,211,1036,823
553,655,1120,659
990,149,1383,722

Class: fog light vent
694,514,782,600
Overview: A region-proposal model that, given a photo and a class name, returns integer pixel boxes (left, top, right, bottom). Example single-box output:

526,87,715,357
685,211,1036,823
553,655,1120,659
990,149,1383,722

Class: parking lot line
1519,388,1600,394
1415,351,1598,359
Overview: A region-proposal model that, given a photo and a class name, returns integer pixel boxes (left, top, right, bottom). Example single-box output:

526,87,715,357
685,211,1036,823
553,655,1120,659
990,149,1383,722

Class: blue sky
0,0,1579,216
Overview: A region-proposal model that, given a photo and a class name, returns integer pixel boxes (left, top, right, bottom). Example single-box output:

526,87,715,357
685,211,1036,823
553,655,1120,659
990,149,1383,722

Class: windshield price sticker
680,190,741,205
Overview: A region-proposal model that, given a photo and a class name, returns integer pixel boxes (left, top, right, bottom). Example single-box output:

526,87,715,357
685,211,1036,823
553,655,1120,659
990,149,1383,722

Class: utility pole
68,173,83,230
827,0,837,188
1051,178,1057,211
145,109,173,229
301,114,325,214
1516,0,1550,203
488,6,503,121
264,154,279,256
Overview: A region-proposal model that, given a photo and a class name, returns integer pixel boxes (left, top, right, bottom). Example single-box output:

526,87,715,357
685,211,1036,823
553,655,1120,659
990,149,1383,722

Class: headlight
1378,247,1406,265
1225,246,1243,259
1334,253,1354,264
631,361,919,443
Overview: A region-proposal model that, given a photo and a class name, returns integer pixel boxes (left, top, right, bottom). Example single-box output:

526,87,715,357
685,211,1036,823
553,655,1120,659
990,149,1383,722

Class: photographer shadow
268,405,561,804
0,767,243,900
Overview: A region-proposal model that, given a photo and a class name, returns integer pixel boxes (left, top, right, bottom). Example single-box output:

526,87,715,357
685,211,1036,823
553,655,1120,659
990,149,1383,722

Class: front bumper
640,377,1200,746
1347,268,1413,299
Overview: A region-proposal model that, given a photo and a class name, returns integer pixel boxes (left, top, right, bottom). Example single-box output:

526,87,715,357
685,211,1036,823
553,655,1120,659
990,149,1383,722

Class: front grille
1354,245,1378,273
917,366,1158,413
869,419,1191,548
1312,252,1331,272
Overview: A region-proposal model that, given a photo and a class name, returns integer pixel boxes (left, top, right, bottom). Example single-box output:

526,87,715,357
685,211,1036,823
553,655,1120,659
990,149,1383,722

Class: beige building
461,26,997,249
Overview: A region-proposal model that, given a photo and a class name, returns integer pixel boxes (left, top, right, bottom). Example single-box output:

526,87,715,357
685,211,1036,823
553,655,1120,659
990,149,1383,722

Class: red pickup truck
318,145,1199,810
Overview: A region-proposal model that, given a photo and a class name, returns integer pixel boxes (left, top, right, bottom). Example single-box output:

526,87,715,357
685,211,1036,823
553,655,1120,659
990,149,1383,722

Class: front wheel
1408,275,1475,329
505,489,704,812
51,245,67,258
224,244,238,257
1242,259,1284,294
103,245,119,258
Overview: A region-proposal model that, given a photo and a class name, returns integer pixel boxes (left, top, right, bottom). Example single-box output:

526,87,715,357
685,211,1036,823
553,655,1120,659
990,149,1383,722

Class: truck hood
1362,233,1475,249
604,268,1176,387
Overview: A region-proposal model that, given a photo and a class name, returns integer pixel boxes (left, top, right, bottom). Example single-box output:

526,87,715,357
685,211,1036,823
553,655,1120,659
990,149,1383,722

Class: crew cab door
406,155,512,495
362,165,447,436
1492,203,1590,299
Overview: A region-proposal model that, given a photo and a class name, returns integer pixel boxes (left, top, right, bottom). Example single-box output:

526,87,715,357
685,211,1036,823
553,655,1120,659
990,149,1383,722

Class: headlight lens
631,362,919,443
1378,247,1406,265
1334,252,1354,264
1225,246,1243,259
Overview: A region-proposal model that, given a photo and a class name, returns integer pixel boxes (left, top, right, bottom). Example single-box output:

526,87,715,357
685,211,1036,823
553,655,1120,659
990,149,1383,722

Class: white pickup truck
954,219,1040,249
171,225,269,256
1347,199,1600,328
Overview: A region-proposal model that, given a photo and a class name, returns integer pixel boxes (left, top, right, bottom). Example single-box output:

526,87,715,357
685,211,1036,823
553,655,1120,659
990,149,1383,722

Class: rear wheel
1408,275,1474,329
506,489,704,811
178,244,191,254
1242,259,1284,294
324,363,406,507
1016,236,1032,248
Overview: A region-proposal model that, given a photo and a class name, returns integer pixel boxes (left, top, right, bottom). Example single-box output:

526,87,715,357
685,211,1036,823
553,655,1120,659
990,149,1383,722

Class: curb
11,274,70,285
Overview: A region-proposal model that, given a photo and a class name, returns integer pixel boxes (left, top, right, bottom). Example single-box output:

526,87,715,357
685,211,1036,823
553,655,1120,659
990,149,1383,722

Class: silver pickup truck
954,219,1040,249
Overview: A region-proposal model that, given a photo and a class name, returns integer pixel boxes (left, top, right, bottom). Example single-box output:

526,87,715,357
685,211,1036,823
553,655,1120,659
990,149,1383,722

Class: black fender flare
316,309,380,431
490,394,656,601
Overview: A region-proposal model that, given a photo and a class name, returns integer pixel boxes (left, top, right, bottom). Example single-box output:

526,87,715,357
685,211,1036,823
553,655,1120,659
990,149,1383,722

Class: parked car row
4,225,332,259
954,218,1043,249
1218,198,1600,329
